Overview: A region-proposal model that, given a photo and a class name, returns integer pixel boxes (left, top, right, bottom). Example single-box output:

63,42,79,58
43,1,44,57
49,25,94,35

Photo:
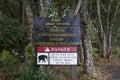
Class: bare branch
106,0,113,34
23,0,34,25
39,0,51,17
44,0,51,16
74,0,82,16
39,0,45,17
100,0,107,13
97,0,103,33
112,1,120,22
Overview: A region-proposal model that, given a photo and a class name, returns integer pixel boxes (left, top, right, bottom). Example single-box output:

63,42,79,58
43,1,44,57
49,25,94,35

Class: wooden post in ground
71,66,78,80
69,10,78,80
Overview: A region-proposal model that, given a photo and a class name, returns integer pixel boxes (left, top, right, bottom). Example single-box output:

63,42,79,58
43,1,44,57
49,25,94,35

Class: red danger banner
37,46,77,52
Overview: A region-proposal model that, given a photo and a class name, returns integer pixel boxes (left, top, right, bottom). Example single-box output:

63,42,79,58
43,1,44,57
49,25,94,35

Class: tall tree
22,0,51,80
96,0,120,59
22,0,34,44
79,0,94,75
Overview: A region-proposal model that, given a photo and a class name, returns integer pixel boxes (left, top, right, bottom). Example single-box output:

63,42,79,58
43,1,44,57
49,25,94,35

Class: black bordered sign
33,17,80,46
37,46,77,65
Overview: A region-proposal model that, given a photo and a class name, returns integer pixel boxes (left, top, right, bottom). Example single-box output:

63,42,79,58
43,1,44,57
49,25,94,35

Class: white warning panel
49,53,77,65
37,53,49,65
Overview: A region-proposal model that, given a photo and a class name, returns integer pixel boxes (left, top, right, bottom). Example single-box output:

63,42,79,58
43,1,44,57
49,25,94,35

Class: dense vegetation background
0,0,120,80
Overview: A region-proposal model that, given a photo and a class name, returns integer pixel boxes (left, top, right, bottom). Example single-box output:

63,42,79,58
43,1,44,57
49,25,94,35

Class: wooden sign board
33,18,80,46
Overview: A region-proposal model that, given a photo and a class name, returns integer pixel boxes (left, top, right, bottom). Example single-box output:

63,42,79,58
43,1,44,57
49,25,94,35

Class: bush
112,47,120,58
92,48,99,58
20,44,50,80
0,49,21,80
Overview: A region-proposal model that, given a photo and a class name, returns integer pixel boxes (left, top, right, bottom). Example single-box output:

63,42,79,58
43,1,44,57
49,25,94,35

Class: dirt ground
94,58,120,80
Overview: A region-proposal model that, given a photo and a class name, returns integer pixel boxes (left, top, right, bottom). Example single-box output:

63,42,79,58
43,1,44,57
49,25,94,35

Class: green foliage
88,21,100,58
20,44,50,80
0,49,21,80
0,50,14,73
112,47,120,58
20,66,49,80
81,74,88,80
48,0,78,17
0,0,21,19
0,50,20,72
0,12,24,52
92,48,99,58
25,44,33,64
63,70,71,79
112,25,120,46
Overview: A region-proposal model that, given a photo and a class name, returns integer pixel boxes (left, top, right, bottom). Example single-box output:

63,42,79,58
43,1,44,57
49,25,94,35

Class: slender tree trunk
22,0,34,44
107,1,120,59
97,0,107,58
102,34,107,58
80,0,94,75
107,28,112,59
74,0,82,16
79,41,84,63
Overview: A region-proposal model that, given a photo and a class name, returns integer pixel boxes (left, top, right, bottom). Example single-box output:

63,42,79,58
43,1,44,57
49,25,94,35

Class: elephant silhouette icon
38,55,48,63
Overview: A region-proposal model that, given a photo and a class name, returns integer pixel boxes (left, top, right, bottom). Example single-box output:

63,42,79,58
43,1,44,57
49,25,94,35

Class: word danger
51,47,70,52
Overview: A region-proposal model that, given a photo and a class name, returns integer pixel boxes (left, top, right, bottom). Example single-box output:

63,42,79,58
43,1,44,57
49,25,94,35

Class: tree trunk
38,0,51,17
22,0,34,44
106,29,112,59
80,0,94,75
79,41,84,63
82,28,94,75
97,0,107,58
